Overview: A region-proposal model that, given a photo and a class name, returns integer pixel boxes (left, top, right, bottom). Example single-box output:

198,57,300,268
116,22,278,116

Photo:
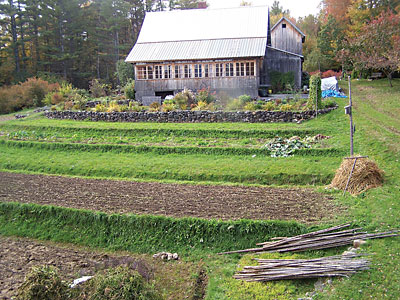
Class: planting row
0,142,339,185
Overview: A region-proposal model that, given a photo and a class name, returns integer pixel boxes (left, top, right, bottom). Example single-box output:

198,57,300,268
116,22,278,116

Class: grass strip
0,202,306,255
0,140,346,157
0,123,321,139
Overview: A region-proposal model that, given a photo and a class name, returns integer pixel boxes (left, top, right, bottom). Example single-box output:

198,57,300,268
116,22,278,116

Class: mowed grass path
0,143,339,185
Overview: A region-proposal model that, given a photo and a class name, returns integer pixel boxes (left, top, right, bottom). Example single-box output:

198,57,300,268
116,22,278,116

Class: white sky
206,0,322,19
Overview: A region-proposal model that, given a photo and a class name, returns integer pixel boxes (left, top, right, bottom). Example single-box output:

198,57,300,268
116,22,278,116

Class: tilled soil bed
0,236,201,300
0,172,342,223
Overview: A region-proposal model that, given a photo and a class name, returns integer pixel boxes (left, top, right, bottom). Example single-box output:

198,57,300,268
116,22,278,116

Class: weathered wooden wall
271,22,303,55
261,48,302,88
135,60,261,102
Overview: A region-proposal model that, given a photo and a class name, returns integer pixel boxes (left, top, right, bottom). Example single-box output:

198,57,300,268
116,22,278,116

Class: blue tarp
322,90,347,98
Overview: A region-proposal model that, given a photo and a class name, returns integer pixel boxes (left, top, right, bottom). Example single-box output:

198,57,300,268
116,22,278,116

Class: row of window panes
136,62,255,80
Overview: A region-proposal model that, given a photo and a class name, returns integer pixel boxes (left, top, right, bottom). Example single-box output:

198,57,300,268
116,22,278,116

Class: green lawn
0,79,399,299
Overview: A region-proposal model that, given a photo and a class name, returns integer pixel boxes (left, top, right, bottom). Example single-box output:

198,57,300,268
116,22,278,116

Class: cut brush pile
330,157,384,195
233,253,370,282
219,224,399,255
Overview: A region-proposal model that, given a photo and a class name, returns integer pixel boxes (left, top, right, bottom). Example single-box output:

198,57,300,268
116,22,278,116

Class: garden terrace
44,106,337,123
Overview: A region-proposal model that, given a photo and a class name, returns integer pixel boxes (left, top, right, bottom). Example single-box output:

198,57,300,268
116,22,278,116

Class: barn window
174,65,181,78
215,63,223,77
194,64,203,78
282,23,286,28
164,65,172,79
154,65,162,79
136,66,146,80
236,62,245,76
204,64,210,77
184,64,192,78
147,66,153,79
225,63,234,77
245,62,255,76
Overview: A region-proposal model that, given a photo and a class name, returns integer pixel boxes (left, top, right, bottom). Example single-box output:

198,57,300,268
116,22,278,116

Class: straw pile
330,157,384,195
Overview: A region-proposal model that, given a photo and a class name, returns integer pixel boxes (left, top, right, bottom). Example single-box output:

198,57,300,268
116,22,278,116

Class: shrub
149,102,160,112
321,70,342,79
307,74,322,110
191,100,209,111
16,265,69,300
322,99,337,108
0,78,59,114
161,102,175,112
225,98,243,111
116,60,134,86
94,104,107,112
280,104,294,111
238,94,252,103
80,267,161,300
89,79,106,98
263,101,276,111
270,71,295,92
173,88,195,109
128,101,143,112
124,79,135,100
196,87,216,104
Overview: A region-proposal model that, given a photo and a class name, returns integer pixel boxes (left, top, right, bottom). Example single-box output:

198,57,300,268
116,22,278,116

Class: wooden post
348,76,354,156
343,156,369,196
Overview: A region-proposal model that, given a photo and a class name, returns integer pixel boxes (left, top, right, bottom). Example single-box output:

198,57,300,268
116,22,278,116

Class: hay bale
330,157,384,195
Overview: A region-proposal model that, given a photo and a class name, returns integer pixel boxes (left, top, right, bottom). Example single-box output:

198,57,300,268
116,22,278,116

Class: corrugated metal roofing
126,38,268,62
126,6,270,63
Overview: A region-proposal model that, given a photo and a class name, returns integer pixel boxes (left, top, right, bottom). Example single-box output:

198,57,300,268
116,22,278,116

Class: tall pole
348,76,354,156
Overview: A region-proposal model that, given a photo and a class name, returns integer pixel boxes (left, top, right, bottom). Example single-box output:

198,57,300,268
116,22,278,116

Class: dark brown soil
0,236,199,300
0,172,342,223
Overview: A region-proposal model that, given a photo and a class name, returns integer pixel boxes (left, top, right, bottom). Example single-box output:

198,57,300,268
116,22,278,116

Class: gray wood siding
261,48,302,88
135,59,261,101
271,22,303,55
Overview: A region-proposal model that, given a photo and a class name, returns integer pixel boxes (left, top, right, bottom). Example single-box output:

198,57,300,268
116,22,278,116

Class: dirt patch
0,172,342,223
0,235,199,300
0,115,15,122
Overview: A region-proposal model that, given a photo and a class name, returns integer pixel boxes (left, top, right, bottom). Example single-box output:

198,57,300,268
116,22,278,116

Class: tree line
0,0,201,87
1,0,399,88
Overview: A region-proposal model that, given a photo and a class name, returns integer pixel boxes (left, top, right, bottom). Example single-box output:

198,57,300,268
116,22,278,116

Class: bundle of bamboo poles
234,253,370,282
219,224,399,255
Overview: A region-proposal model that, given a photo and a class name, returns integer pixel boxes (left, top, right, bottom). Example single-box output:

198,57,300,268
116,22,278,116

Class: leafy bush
94,104,107,112
172,88,195,109
238,94,252,103
149,102,160,112
270,71,295,92
321,70,342,79
89,79,106,98
16,265,69,300
263,101,276,111
322,99,337,108
116,60,134,86
196,87,216,104
307,74,322,110
161,102,175,112
0,78,59,114
124,79,135,100
279,104,294,111
80,267,161,300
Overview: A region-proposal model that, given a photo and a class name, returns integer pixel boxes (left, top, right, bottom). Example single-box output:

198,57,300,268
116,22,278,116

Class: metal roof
126,38,268,63
126,6,270,63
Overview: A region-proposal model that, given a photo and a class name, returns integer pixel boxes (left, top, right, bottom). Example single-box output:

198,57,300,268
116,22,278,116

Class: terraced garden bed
0,172,342,223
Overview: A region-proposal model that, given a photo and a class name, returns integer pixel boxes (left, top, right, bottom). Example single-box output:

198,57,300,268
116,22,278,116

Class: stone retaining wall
45,106,337,123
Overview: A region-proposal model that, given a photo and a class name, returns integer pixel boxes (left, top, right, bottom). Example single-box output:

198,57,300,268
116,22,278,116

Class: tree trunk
9,0,20,74
17,0,26,70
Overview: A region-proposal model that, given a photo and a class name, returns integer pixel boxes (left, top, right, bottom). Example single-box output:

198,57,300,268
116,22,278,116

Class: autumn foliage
0,78,59,114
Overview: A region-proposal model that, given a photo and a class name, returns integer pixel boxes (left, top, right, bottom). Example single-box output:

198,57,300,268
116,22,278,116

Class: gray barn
125,7,305,104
